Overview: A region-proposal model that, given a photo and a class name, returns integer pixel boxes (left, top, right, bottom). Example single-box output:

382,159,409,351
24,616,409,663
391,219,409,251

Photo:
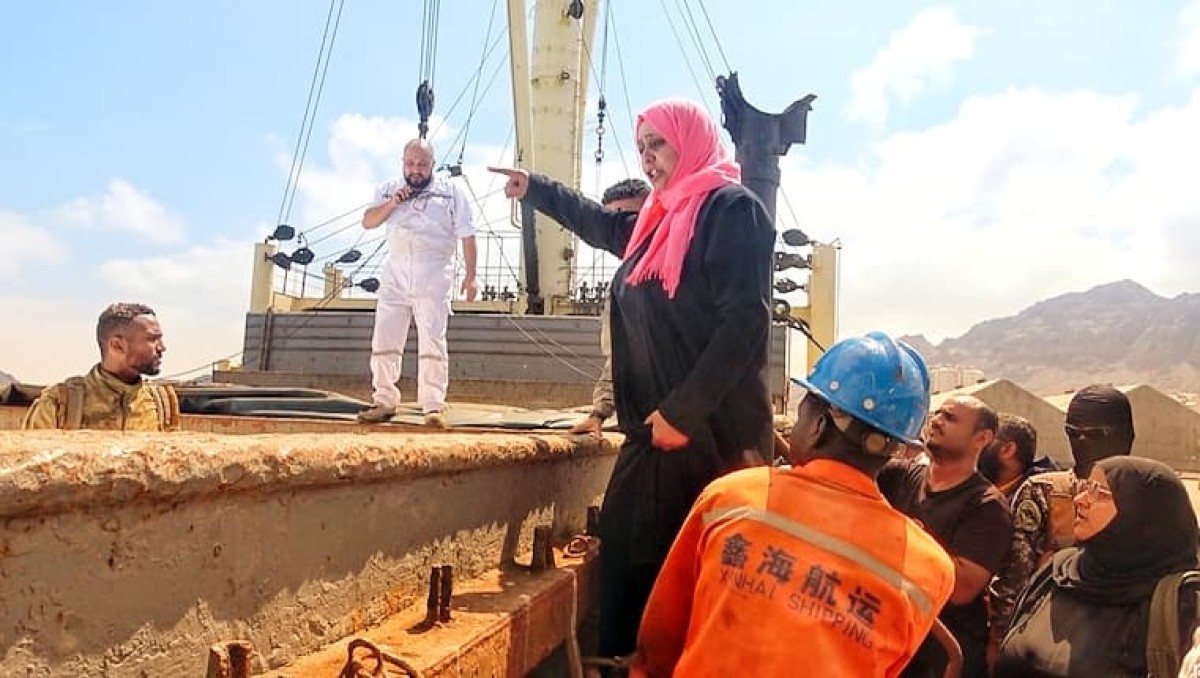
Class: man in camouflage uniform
982,414,1053,661
986,385,1134,656
22,303,179,431
978,414,1046,500
568,178,650,437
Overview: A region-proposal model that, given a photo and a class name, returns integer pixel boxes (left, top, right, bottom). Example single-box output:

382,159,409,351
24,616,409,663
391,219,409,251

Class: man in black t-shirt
879,395,1014,678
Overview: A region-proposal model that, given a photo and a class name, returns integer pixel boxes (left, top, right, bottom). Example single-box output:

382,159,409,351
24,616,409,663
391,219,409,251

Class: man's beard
405,174,432,190
978,450,1003,484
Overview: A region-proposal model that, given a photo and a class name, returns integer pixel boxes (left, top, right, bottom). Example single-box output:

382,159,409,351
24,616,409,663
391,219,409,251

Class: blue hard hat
791,331,931,445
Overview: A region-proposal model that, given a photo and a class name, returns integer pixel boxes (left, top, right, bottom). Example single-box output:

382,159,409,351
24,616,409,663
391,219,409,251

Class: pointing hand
487,167,530,200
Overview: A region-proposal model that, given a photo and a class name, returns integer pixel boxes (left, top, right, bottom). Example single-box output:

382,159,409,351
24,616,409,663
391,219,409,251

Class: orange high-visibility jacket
633,460,955,678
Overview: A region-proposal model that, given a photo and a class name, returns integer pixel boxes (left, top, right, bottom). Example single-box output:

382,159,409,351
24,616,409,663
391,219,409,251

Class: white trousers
369,292,450,413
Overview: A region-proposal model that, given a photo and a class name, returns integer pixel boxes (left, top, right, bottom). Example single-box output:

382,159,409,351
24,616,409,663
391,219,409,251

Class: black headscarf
1052,456,1198,605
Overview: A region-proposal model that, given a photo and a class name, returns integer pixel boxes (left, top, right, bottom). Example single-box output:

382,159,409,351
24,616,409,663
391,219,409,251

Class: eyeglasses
1077,478,1114,502
1064,423,1113,440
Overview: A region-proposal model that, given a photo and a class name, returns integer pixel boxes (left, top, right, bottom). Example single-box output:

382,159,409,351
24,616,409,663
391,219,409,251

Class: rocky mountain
900,280,1200,395
0,370,15,387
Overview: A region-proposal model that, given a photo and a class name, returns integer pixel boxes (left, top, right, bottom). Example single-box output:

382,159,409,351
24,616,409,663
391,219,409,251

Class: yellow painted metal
791,242,839,375
523,0,598,314
508,0,534,176
321,263,346,300
249,242,278,313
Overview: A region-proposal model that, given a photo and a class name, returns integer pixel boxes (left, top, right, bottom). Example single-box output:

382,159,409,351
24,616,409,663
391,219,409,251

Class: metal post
249,242,277,313
716,73,815,223
717,73,830,386
802,243,838,374
524,0,597,314
322,263,345,300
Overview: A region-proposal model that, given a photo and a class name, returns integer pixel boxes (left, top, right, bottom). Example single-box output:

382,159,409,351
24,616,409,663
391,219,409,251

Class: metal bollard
423,566,442,626
531,525,556,570
586,506,600,535
438,564,453,623
205,640,254,678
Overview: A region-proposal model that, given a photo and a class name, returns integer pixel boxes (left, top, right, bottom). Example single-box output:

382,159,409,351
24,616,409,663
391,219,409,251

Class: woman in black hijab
996,456,1199,677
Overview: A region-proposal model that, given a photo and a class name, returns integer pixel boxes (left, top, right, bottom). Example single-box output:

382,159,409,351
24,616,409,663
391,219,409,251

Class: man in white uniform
358,139,477,428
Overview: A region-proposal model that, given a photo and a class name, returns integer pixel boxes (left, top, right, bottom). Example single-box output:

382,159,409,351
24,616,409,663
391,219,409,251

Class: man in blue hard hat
631,332,955,677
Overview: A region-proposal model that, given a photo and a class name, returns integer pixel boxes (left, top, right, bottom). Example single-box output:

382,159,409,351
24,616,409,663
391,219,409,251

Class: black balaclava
1066,384,1135,477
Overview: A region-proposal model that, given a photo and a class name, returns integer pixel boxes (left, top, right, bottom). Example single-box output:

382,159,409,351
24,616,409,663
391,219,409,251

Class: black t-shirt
879,459,1014,678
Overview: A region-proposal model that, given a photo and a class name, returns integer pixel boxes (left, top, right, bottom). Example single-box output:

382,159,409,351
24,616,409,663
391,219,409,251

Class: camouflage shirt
21,364,179,431
591,296,615,420
988,470,1078,644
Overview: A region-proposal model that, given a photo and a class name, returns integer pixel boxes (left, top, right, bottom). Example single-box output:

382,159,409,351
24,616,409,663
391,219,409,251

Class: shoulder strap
162,384,180,430
1027,470,1074,492
1147,570,1200,678
1005,559,1056,641
1034,471,1078,551
62,376,87,430
149,384,181,431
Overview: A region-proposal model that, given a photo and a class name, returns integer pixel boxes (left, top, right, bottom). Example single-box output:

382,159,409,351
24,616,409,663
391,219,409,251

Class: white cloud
845,7,983,127
0,210,64,279
58,178,186,244
1179,0,1200,77
0,179,213,383
98,238,249,299
96,238,253,378
0,296,100,384
785,85,1200,347
0,237,255,385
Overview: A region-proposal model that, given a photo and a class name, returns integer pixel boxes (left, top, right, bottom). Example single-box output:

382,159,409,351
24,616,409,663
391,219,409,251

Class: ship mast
508,0,599,315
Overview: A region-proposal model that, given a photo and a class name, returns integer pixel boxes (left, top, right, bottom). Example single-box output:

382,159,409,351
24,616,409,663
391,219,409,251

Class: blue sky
3,0,1199,384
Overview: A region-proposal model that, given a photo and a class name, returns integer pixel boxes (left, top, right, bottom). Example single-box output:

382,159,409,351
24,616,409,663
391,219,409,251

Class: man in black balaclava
1063,384,1135,478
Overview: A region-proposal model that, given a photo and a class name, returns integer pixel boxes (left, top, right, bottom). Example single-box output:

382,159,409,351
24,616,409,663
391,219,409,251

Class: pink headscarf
622,99,741,298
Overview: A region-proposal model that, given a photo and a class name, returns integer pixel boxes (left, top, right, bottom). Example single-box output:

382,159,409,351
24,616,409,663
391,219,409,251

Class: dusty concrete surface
0,431,616,676
261,548,597,677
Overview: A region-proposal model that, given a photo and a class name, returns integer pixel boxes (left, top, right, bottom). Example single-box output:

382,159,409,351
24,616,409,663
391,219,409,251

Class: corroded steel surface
0,429,616,519
261,550,597,678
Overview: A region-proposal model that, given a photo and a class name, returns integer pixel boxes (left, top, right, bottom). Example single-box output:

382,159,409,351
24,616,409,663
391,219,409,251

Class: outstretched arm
488,167,637,256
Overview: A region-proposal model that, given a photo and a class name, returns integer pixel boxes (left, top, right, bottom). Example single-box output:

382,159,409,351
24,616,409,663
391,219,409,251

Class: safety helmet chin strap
827,408,900,457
